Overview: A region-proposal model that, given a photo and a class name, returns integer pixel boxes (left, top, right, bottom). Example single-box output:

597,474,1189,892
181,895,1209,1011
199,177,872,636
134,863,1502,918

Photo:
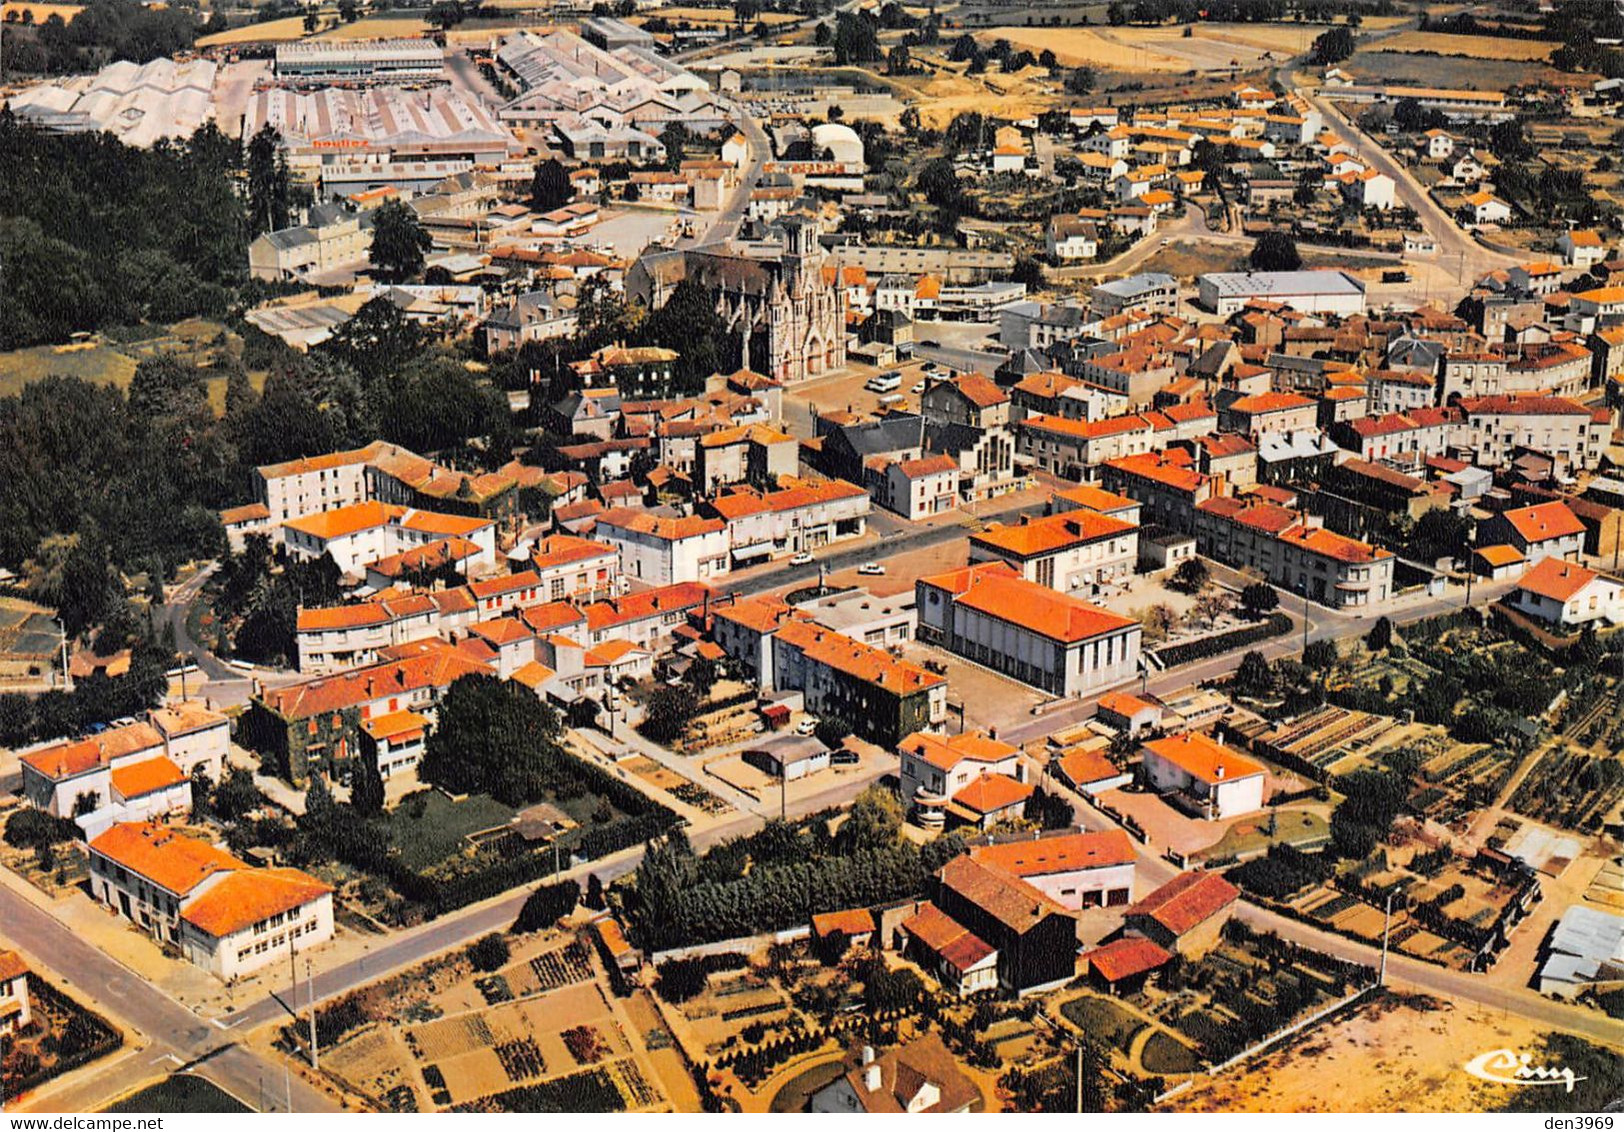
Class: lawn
105,1075,253,1113
1195,809,1330,862
768,1058,846,1112
1139,1030,1202,1075
1059,995,1141,1053
318,15,428,38
0,343,138,398
1376,31,1560,60
385,792,517,873
196,15,308,46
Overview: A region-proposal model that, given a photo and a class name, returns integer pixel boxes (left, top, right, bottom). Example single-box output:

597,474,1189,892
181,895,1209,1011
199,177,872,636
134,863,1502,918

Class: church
628,216,847,384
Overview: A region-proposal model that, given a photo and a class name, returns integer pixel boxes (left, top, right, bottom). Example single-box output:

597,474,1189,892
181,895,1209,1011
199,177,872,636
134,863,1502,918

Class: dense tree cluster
0,0,199,74
419,676,568,806
626,819,966,950
1,116,246,348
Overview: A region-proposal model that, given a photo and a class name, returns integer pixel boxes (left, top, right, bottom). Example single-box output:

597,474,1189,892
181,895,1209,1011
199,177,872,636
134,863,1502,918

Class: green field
768,1058,846,1113
105,1075,253,1113
385,791,518,872
1140,1030,1202,1075
1060,994,1142,1053
0,343,139,398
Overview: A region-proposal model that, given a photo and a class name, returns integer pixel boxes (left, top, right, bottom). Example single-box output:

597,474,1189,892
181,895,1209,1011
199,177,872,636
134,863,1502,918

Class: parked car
857,562,886,576
796,717,819,735
831,749,859,766
910,380,926,394
790,551,814,566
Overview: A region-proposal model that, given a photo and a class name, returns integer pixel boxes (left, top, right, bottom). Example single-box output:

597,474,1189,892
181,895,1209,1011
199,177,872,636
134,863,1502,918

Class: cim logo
1463,1049,1586,1094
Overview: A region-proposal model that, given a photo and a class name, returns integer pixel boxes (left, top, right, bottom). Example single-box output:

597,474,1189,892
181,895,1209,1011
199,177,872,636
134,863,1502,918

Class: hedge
1153,613,1293,669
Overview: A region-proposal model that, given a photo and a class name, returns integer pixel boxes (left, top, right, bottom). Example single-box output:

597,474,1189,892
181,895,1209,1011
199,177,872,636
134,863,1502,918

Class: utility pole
1075,1043,1084,1115
1302,577,1310,655
307,958,319,1071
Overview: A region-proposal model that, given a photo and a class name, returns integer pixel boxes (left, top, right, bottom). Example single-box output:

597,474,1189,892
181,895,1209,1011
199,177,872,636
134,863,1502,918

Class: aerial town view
1,0,1622,1118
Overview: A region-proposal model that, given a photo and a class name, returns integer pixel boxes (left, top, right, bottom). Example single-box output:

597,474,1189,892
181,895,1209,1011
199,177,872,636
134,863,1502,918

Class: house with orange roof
1016,412,1156,479
703,478,870,568
768,621,946,746
893,902,1001,998
240,638,494,784
1481,501,1586,567
1096,690,1162,736
1124,869,1239,957
20,704,229,835
594,506,729,585
1505,558,1623,629
1050,483,1142,524
1082,936,1173,993
1559,229,1609,269
876,454,959,520
692,422,798,494
920,373,1010,430
934,853,1078,993
359,709,431,782
1100,449,1224,530
87,821,333,981
897,729,1023,830
970,830,1137,910
1218,391,1317,437
523,534,620,602
281,500,497,578
0,950,31,1035
969,508,1139,595
916,561,1141,698
1140,731,1266,820
1050,743,1132,795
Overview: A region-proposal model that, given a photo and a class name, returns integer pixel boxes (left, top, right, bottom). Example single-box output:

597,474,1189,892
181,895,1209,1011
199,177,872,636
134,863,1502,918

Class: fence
1202,984,1377,1078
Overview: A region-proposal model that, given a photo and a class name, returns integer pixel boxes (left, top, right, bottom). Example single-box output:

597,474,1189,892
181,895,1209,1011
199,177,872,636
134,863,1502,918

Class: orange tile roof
1516,557,1602,603
520,601,588,635
1021,412,1151,442
776,621,944,695
896,454,958,478
811,908,877,938
1226,391,1314,414
900,729,1018,773
1142,731,1265,785
598,507,724,540
948,372,1008,409
1127,870,1239,936
257,441,391,481
1098,690,1159,719
470,616,534,646
582,583,711,633
899,902,997,971
220,503,271,525
1052,484,1138,513
361,709,429,741
951,773,1034,815
1279,523,1391,564
367,536,483,579
510,660,557,690
181,867,332,938
939,854,1071,932
149,702,228,739
1085,936,1172,982
1502,501,1586,544
22,722,163,781
1104,451,1210,493
1474,544,1525,568
109,756,187,799
89,822,245,896
296,602,392,632
282,500,396,541
927,568,1138,645
259,640,490,721
1054,746,1122,788
586,638,647,666
468,570,541,601
971,830,1135,876
971,509,1136,560
0,950,27,982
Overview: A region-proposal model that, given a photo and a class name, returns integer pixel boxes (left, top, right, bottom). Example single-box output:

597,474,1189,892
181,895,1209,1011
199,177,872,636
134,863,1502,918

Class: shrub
468,933,511,972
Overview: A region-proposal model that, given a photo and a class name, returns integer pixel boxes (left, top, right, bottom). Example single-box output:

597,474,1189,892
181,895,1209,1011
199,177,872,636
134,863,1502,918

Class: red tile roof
90,822,245,896
1516,557,1602,603
970,830,1135,876
1125,870,1238,936
181,868,332,939
1142,731,1265,785
952,773,1035,815
1502,501,1585,544
921,567,1138,645
109,756,187,800
1085,936,1172,982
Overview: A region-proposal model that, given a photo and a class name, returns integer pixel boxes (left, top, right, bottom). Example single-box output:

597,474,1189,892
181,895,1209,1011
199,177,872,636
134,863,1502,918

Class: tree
427,0,463,29
1194,590,1232,628
838,785,903,851
303,6,319,33
1140,603,1178,643
640,277,727,394
584,872,606,910
642,682,699,743
1172,557,1209,593
351,748,385,814
321,296,424,383
1039,48,1057,70
1303,638,1338,673
514,879,580,932
338,0,359,19
418,675,565,806
1365,615,1393,653
1241,582,1279,618
831,10,881,64
1065,65,1097,95
246,124,291,236
468,933,510,971
918,157,963,214
368,199,431,283
886,44,913,74
1309,25,1354,65
1235,650,1274,698
1249,230,1301,272
1489,119,1534,162
659,121,689,171
530,158,573,212
1011,256,1045,291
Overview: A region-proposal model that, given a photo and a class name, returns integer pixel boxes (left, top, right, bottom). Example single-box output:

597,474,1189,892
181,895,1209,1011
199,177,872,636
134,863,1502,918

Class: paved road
1001,576,1516,746
0,884,336,1113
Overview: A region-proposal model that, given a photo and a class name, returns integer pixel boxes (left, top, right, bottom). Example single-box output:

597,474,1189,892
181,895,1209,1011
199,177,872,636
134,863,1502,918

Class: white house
1559,229,1610,269
87,822,334,982
591,508,730,585
876,455,959,520
1352,168,1395,210
968,830,1136,910
281,501,497,577
1140,732,1266,820
1506,558,1624,629
1463,190,1511,227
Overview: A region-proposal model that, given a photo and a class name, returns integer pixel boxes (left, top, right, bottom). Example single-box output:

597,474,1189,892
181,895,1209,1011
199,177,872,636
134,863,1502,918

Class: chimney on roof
1216,764,1226,779
864,1063,882,1093
862,1045,875,1066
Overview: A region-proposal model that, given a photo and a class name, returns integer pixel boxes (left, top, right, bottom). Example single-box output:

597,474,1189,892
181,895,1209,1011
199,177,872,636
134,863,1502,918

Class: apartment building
969,509,1139,595
594,509,729,585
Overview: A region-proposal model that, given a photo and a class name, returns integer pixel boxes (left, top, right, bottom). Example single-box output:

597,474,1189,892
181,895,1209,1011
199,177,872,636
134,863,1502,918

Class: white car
790,552,814,566
910,380,926,394
857,562,885,576
796,717,819,735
